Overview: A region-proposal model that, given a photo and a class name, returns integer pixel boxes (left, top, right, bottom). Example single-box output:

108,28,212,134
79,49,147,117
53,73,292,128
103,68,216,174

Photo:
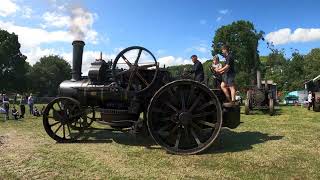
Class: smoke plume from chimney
69,7,97,41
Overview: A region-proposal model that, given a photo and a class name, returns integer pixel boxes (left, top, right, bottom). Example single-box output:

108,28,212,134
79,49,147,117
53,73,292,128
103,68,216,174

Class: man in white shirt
307,91,313,110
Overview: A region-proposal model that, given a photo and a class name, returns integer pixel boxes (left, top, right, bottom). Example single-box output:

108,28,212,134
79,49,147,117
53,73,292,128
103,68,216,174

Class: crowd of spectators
1,93,45,120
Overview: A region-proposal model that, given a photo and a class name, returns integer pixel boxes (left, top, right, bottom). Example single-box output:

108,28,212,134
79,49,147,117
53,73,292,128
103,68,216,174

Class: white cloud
265,28,320,45
219,9,229,15
24,47,59,65
25,47,117,75
186,44,210,54
0,20,73,49
157,56,208,67
42,12,70,28
216,9,229,22
0,0,19,17
158,56,190,67
200,19,207,25
21,6,33,19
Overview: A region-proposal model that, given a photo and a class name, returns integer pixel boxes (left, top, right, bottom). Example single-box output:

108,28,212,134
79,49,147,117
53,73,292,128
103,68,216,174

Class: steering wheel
112,46,159,93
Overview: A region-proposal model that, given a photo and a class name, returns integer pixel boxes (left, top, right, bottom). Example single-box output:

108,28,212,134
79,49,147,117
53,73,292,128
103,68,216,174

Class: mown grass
0,105,320,179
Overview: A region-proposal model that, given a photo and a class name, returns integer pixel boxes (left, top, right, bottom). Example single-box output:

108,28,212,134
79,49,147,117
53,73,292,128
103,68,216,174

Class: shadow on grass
68,127,158,149
206,129,284,154
64,127,283,154
243,107,283,116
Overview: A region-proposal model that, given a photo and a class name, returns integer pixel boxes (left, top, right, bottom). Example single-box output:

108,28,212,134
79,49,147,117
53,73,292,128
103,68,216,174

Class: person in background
11,106,20,120
190,55,204,82
216,45,237,106
307,91,313,110
210,55,222,88
235,91,242,104
2,93,10,120
28,93,34,115
19,94,26,118
33,106,40,117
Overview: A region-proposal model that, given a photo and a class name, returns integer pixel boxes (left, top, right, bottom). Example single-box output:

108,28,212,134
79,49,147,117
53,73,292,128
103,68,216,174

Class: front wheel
147,80,223,155
43,97,88,142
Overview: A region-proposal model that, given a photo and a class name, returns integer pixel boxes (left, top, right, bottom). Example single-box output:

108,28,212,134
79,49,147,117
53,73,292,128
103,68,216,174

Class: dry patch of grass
0,106,320,179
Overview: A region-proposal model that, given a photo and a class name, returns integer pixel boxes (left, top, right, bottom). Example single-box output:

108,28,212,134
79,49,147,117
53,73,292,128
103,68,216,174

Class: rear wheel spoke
180,90,186,111
174,129,182,149
164,101,179,112
158,123,172,134
158,116,173,122
167,87,179,105
187,87,195,107
192,111,216,119
198,120,216,128
188,95,201,113
196,101,217,112
190,128,202,146
191,122,202,132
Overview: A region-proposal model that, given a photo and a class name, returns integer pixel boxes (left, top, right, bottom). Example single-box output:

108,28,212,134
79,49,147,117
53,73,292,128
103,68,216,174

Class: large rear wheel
147,80,223,155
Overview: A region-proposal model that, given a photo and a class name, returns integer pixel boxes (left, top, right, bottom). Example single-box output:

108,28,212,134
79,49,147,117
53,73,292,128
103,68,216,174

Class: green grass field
0,106,320,179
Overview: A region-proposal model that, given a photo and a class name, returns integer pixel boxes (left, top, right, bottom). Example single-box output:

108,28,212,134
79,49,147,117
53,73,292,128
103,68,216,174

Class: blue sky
1,0,320,73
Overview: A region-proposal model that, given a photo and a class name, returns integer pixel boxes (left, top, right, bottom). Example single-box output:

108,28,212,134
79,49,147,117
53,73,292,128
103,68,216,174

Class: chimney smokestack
71,40,85,81
257,70,261,89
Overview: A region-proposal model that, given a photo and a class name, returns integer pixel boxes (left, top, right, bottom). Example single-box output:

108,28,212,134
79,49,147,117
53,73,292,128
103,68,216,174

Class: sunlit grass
0,105,320,179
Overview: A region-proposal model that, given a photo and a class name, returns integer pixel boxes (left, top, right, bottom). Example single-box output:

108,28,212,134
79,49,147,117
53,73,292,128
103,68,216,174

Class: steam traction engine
305,75,320,112
43,40,241,155
244,71,277,116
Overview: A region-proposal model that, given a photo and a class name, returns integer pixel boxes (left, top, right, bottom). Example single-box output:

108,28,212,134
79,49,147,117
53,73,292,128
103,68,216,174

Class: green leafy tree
285,52,305,91
304,48,320,80
29,55,71,96
0,29,28,92
212,20,264,90
263,50,287,91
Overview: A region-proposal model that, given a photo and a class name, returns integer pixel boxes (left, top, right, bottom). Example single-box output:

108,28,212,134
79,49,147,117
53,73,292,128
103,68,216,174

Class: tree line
0,29,71,96
1,20,320,97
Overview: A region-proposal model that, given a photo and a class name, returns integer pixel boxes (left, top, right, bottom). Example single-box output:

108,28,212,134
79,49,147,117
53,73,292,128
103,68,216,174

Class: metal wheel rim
43,97,86,142
147,80,222,155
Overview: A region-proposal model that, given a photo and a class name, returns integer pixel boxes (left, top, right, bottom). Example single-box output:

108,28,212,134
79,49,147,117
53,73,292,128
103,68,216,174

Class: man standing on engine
190,55,204,82
216,45,237,106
